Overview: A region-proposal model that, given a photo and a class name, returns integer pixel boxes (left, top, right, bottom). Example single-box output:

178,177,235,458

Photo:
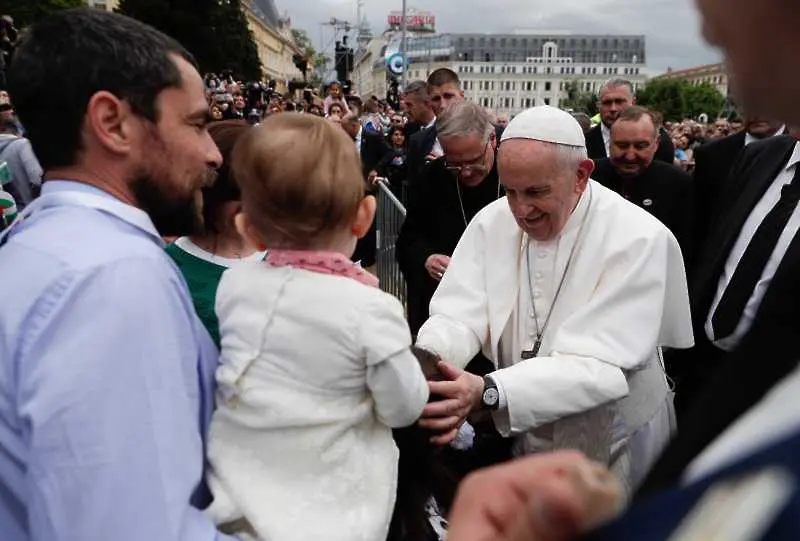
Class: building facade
241,0,303,91
353,32,648,115
653,62,729,98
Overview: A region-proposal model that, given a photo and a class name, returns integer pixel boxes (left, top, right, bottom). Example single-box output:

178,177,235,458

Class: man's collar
745,125,786,146
39,180,164,245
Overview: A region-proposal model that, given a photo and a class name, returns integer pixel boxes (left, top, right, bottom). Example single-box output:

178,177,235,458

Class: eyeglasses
444,141,490,177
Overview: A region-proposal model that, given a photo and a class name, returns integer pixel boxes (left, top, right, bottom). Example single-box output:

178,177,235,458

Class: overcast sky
280,0,721,75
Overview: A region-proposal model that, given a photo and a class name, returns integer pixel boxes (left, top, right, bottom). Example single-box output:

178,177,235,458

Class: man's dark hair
427,68,460,90
7,8,196,171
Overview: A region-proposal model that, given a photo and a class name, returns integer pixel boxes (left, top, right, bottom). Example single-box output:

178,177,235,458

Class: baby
205,113,429,541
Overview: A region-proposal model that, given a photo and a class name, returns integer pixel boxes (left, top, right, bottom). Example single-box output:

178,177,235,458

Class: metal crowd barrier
374,178,407,305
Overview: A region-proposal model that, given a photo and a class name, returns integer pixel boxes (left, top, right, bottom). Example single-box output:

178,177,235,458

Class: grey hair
554,143,589,170
436,101,494,142
403,80,430,101
600,78,634,96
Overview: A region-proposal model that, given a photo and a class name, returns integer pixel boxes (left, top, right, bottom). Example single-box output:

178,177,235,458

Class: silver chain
524,184,594,357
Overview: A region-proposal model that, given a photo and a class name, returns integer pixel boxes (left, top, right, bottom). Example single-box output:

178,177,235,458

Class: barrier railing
374,178,407,305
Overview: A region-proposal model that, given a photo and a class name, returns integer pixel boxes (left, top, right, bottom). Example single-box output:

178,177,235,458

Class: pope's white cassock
416,107,694,493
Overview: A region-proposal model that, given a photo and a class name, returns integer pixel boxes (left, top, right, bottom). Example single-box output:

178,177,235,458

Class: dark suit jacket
396,156,501,335
641,135,800,495
586,124,675,164
359,129,392,179
691,132,747,250
406,125,438,185
351,130,392,267
592,159,695,261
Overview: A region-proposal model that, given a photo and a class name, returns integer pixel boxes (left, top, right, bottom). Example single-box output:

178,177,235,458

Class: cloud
280,0,721,73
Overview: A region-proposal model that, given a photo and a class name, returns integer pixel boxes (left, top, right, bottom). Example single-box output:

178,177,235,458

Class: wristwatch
481,376,500,410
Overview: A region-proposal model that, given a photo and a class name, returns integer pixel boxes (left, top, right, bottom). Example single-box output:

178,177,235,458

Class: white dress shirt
705,142,800,351
601,123,612,156
355,126,363,156
744,125,786,146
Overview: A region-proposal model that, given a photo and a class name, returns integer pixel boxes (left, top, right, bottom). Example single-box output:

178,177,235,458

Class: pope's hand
425,254,451,282
447,451,623,541
419,361,483,445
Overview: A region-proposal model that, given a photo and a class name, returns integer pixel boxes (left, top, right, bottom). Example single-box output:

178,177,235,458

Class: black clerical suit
592,158,695,261
352,128,392,267
396,155,502,336
586,124,675,164
640,134,800,496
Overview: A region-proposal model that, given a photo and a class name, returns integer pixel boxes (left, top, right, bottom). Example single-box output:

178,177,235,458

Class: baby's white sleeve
361,293,429,428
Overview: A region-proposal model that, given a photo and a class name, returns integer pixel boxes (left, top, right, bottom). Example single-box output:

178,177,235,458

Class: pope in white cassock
416,106,694,493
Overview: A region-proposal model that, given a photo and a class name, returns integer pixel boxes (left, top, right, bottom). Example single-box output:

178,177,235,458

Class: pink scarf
266,250,379,288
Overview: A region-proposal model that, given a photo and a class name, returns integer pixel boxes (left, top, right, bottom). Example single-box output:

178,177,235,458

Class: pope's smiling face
500,139,593,242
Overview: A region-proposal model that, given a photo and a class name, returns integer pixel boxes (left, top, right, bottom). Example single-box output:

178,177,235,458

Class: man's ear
85,91,137,156
352,196,376,239
235,212,266,250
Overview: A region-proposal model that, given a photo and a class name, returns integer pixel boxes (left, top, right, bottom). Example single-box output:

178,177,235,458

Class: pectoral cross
521,339,542,360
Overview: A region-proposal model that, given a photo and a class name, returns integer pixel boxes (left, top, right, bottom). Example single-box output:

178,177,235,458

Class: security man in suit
692,117,786,251
586,78,675,164
341,113,391,268
406,69,465,185
592,105,694,261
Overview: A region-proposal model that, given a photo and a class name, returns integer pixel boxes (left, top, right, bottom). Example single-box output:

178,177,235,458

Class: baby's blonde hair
232,113,365,249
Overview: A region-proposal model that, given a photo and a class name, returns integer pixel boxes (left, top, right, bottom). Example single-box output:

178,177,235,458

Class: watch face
483,387,499,407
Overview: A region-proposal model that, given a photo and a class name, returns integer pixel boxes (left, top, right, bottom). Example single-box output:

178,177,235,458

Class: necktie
711,166,800,340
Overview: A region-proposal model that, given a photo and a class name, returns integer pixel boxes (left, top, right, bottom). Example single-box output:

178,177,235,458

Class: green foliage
116,0,261,81
683,82,726,119
0,0,86,27
561,80,598,116
637,78,725,121
636,79,686,121
291,28,329,85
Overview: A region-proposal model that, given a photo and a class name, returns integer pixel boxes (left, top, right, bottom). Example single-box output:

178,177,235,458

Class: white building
353,32,648,116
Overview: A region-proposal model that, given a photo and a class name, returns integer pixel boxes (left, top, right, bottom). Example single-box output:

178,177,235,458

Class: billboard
387,10,436,33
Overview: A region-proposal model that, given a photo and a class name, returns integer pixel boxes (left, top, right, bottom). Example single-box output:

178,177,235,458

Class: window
544,98,551,106
545,82,552,92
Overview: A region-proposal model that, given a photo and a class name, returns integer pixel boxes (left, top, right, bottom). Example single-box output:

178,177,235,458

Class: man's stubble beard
130,169,204,237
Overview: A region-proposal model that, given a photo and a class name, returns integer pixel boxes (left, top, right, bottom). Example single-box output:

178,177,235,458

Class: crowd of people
2,3,800,541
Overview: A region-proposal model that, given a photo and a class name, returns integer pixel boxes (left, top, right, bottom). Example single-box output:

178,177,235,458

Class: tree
0,0,85,27
117,0,261,81
636,78,726,122
636,78,686,122
683,82,726,120
291,28,329,85
213,0,261,81
560,80,598,116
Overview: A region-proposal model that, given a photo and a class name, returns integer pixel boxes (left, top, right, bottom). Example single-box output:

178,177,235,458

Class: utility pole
355,0,364,96
400,0,408,89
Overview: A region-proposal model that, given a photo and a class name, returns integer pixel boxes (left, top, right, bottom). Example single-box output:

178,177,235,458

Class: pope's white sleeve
491,226,690,435
490,355,629,436
415,214,488,367
362,292,429,427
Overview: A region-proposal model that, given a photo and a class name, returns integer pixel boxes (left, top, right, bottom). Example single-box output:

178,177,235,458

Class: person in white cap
415,105,694,493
